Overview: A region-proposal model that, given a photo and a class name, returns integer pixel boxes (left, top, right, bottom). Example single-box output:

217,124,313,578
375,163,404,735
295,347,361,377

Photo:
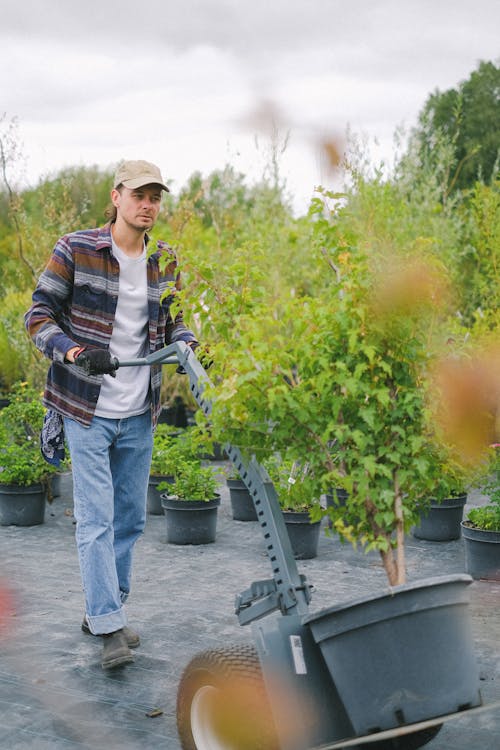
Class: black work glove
176,344,213,375
176,342,199,375
75,349,118,377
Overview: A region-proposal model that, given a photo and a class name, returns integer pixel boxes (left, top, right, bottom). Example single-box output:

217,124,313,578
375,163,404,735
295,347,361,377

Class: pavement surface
0,467,499,750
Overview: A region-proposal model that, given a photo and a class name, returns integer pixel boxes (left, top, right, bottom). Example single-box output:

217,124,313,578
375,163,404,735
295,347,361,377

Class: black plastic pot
227,479,257,521
161,493,221,544
147,474,174,515
283,510,321,559
0,482,46,526
305,574,481,737
461,522,500,581
413,494,467,541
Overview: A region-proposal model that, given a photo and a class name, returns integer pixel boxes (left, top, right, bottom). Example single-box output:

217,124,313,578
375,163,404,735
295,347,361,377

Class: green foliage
0,382,55,486
163,459,219,502
263,455,319,512
22,166,113,230
466,448,500,531
195,165,493,585
415,60,500,193
457,181,500,323
150,425,184,476
467,503,500,533
150,424,210,476
0,289,47,391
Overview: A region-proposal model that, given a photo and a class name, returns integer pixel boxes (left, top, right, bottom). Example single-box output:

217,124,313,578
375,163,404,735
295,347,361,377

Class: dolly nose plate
310,701,500,749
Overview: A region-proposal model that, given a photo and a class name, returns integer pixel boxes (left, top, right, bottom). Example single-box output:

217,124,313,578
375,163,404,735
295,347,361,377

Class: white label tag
289,635,307,675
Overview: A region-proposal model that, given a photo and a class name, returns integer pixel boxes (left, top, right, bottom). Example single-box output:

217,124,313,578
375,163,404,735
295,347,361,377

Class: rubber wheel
176,643,279,750
363,724,442,749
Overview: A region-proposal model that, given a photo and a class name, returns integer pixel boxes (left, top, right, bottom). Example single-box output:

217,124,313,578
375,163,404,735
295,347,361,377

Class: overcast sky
1,0,499,214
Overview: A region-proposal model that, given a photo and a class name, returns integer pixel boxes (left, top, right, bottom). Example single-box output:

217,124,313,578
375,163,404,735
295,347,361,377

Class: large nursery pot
161,493,221,545
227,478,257,521
412,494,467,541
283,510,321,560
304,574,481,737
0,482,46,526
461,522,500,581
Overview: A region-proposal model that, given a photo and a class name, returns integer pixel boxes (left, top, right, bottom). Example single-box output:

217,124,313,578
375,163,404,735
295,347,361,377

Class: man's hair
104,184,123,222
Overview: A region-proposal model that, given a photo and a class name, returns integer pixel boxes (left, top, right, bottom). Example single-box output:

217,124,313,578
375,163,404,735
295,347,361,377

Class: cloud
1,0,499,213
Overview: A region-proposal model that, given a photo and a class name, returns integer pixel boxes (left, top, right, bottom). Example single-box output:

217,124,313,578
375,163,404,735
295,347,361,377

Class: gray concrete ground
0,468,498,750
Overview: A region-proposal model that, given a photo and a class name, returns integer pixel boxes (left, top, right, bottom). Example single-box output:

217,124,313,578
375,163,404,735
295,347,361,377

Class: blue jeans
63,412,153,634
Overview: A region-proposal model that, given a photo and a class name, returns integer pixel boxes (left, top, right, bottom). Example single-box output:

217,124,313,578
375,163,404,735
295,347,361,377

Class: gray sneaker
82,617,140,648
101,630,134,670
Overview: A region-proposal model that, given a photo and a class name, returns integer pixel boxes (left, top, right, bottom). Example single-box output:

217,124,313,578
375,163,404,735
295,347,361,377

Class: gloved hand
176,342,199,374
176,343,213,375
75,348,118,377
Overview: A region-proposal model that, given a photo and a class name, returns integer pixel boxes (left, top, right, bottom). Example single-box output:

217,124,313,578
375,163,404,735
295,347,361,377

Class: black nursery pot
147,474,174,515
283,510,321,559
227,479,257,521
461,522,500,581
412,494,467,541
161,494,220,545
305,574,481,736
0,483,46,526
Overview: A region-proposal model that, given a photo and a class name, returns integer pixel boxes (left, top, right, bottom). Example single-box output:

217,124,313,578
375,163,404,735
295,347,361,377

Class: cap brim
120,177,170,192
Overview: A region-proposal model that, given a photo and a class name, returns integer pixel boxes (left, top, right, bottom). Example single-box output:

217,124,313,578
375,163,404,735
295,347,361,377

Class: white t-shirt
94,239,150,418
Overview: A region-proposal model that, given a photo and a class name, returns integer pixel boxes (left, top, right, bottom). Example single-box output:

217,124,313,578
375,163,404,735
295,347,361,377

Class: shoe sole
102,652,135,670
82,621,140,649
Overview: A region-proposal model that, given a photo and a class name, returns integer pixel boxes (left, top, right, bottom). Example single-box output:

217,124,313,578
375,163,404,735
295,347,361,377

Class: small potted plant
160,459,221,544
0,382,56,526
412,452,472,542
148,424,209,513
264,455,322,560
148,424,184,514
461,445,500,580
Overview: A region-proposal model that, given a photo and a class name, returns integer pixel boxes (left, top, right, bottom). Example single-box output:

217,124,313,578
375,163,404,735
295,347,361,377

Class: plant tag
289,635,307,674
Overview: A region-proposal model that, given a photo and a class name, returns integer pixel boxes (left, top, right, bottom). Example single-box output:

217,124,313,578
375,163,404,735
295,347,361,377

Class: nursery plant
262,455,319,513
150,424,185,476
151,423,212,477
465,446,500,532
0,381,56,487
163,459,219,502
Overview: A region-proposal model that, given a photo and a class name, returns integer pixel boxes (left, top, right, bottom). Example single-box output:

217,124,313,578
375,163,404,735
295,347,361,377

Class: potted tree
182,191,485,735
461,445,500,580
0,382,57,526
160,459,221,545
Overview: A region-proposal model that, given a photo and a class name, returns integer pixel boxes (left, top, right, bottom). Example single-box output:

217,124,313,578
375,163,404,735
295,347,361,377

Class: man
25,160,198,669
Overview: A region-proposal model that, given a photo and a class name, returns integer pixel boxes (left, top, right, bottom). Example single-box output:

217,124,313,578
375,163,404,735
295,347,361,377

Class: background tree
414,60,500,193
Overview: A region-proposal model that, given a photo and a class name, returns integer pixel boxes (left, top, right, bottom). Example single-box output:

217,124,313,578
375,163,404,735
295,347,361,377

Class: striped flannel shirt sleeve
24,236,79,362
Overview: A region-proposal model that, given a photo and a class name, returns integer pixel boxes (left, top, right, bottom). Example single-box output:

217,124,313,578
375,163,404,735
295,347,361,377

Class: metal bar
119,356,179,367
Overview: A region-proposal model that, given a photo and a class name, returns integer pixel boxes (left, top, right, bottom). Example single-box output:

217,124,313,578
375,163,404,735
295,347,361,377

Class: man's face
112,184,163,232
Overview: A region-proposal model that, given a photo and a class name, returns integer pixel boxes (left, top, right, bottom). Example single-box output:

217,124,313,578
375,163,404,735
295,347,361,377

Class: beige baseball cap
113,159,170,192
